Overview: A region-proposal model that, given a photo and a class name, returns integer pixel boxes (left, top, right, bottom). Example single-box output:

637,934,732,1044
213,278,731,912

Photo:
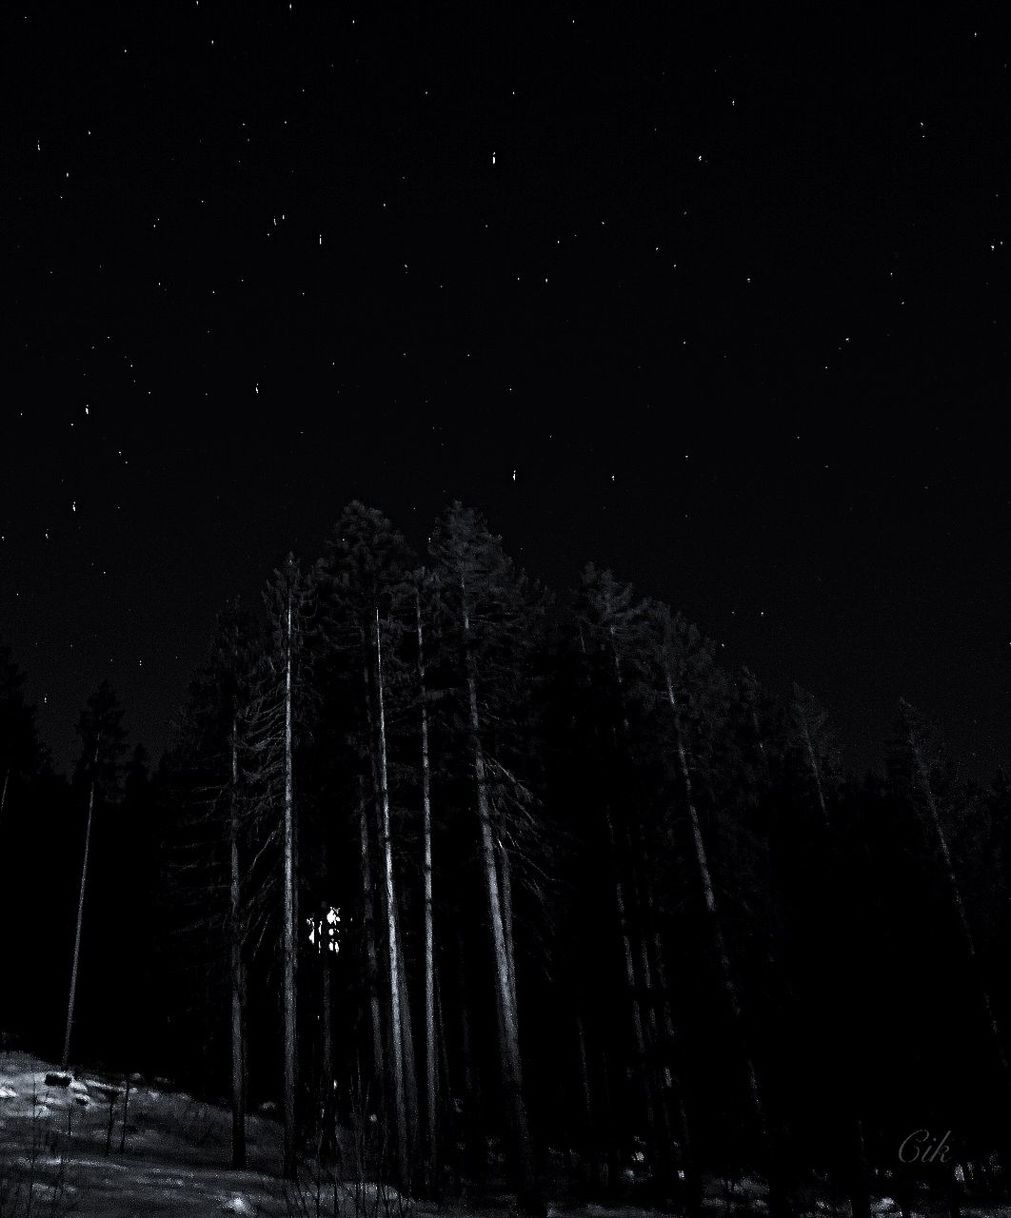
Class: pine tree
262,555,314,1179
318,502,418,1188
430,502,543,1213
63,680,126,1071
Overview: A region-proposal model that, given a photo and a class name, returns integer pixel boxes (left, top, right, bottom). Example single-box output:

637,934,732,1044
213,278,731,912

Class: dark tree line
3,506,1011,1215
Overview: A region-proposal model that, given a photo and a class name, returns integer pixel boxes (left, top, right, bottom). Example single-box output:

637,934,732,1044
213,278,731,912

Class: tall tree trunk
63,750,98,1072
455,929,482,1178
665,671,785,1215
575,1015,593,1123
906,722,1009,1078
358,774,385,1088
796,700,869,1218
321,954,333,1097
230,715,247,1170
634,857,698,1211
646,917,701,1216
282,593,299,1180
604,808,659,1142
496,836,518,1013
396,907,420,1145
374,607,410,1189
605,634,687,1203
794,699,832,833
434,961,450,1126
417,588,438,1190
461,579,540,1211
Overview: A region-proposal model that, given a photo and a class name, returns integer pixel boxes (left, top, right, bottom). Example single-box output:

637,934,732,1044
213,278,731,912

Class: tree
899,700,1008,1081
210,601,259,1169
573,565,695,1210
430,502,543,1212
262,555,312,1180
415,572,439,1191
317,503,418,1188
63,680,126,1071
649,603,789,1218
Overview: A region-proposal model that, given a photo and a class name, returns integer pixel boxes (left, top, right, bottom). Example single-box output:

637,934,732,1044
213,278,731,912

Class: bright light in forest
307,905,341,954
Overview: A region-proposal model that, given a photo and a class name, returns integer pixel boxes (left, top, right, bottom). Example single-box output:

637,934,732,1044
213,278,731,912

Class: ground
2,1052,1009,1216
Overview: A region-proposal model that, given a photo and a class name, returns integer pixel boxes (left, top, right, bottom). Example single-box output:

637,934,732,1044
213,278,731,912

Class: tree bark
321,952,333,1097
461,578,540,1210
63,754,98,1072
907,722,1009,1079
417,587,438,1189
374,607,411,1189
358,774,385,1089
665,670,786,1216
796,698,869,1218
282,591,299,1180
496,836,518,1014
229,714,247,1170
604,634,688,1203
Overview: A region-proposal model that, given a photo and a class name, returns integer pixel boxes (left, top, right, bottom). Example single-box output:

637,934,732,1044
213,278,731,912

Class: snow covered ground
0,1051,289,1215
2,1051,1009,1217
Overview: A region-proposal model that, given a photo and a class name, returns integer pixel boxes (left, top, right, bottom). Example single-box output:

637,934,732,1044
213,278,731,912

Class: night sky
3,8,1009,777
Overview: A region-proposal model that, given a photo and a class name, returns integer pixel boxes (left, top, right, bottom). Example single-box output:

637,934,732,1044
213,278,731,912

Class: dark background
3,6,1008,775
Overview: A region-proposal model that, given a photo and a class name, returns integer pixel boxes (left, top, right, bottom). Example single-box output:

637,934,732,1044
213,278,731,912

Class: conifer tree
430,502,543,1213
63,680,126,1071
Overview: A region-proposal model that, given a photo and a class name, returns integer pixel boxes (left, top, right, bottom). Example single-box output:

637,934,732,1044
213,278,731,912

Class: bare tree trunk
282,592,299,1180
795,698,869,1218
496,836,518,1013
461,580,540,1211
604,636,686,1202
605,809,658,1135
374,607,410,1189
435,961,450,1123
647,919,701,1216
575,1015,593,1121
417,587,438,1189
63,757,98,1072
229,715,247,1170
796,704,832,833
455,931,482,1176
907,723,1009,1078
321,954,333,1096
665,671,785,1216
395,907,419,1147
358,775,385,1087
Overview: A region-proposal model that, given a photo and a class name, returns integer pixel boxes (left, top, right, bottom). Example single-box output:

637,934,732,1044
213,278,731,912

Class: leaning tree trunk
461,580,540,1211
0,768,9,827
416,588,438,1190
604,635,687,1204
281,594,299,1180
603,809,664,1168
373,607,411,1190
63,745,99,1072
665,671,787,1218
229,714,247,1169
795,698,869,1218
495,834,519,1014
906,722,1009,1080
